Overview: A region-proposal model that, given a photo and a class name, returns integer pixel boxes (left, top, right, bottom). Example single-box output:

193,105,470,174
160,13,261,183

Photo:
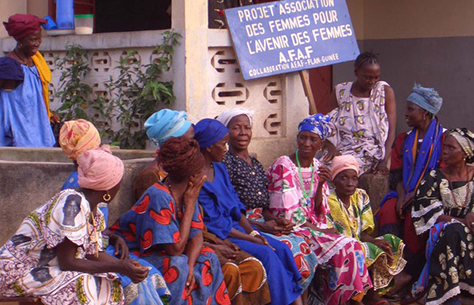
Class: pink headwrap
3,14,46,41
331,155,359,180
77,146,124,191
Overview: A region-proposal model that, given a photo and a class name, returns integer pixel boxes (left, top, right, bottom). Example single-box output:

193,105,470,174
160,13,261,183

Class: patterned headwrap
159,137,205,182
3,14,46,41
331,155,360,180
217,107,254,127
59,119,101,160
298,113,331,141
144,109,193,147
194,119,229,149
449,128,474,164
0,56,24,81
77,146,124,191
407,84,443,115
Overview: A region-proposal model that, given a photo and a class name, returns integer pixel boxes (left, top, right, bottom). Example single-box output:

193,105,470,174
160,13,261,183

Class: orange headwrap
331,155,360,180
60,119,101,160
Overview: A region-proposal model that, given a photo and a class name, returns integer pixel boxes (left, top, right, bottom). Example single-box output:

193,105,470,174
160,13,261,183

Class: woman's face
333,169,358,197
442,135,466,166
354,63,380,91
405,102,428,128
208,134,229,162
19,30,42,57
183,126,195,139
228,114,252,151
297,131,322,158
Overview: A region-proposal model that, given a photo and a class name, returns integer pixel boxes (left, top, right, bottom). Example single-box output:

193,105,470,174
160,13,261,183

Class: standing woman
194,119,304,305
0,147,149,304
218,108,318,298
1,14,59,147
411,128,474,305
378,84,444,280
267,114,372,305
325,52,397,175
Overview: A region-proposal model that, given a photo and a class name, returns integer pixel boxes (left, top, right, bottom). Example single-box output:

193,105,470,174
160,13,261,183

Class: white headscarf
217,108,255,127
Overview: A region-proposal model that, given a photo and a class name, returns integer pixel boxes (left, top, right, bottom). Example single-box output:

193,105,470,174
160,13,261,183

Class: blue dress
0,64,55,147
61,172,170,304
198,163,303,305
114,183,230,305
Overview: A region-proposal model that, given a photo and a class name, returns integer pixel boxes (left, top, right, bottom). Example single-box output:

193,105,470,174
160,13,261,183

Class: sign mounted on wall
225,0,360,80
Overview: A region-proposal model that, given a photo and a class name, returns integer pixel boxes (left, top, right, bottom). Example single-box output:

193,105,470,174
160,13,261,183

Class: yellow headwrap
59,119,101,160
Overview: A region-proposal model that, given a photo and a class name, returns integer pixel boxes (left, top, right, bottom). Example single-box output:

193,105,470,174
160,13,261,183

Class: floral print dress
267,156,372,305
0,189,123,305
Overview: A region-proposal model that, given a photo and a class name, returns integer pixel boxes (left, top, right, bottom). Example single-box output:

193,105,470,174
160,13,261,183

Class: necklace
449,169,471,208
13,48,29,65
295,150,314,205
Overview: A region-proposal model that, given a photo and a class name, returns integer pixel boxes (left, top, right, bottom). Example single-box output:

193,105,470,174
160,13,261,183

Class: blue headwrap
407,84,443,115
298,113,331,140
194,119,229,149
0,56,24,81
144,109,192,147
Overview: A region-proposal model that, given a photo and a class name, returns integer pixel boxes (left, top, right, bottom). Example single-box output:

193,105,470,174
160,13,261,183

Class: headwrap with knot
145,109,193,147
449,128,474,164
194,119,229,149
59,119,101,160
77,146,124,191
407,84,443,115
0,56,24,81
217,107,254,127
298,113,331,141
3,14,46,41
331,155,360,181
159,137,204,182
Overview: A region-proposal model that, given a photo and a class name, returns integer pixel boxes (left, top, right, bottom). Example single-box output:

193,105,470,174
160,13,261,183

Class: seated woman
134,112,271,305
59,119,170,304
378,84,444,280
412,128,474,305
267,114,372,305
112,137,231,305
325,52,396,175
194,119,304,305
327,155,410,301
0,147,148,304
218,108,318,296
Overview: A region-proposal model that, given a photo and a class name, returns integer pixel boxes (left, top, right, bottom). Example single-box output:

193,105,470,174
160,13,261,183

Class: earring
103,192,111,202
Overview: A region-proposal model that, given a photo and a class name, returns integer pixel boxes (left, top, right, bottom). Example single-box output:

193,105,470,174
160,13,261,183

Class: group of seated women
1,51,474,305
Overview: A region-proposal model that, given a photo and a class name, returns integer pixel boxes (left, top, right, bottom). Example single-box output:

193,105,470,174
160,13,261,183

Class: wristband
249,230,260,237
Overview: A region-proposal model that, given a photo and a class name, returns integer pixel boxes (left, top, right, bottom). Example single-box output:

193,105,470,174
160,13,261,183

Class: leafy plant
53,31,181,148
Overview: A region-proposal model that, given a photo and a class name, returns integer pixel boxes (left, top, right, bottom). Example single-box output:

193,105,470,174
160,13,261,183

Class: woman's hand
465,213,474,233
184,174,207,208
111,234,129,260
374,160,389,175
318,228,340,235
318,166,332,184
323,140,338,162
260,220,284,235
185,269,196,297
252,234,275,250
373,239,394,264
275,218,294,234
215,244,239,261
121,259,149,283
51,111,61,124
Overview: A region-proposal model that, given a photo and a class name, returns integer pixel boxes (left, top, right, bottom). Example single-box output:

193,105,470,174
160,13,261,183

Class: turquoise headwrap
407,84,443,115
194,119,229,149
144,109,192,147
298,113,331,140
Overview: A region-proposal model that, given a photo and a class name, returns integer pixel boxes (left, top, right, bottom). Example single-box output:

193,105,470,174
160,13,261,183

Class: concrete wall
0,0,27,38
334,1,474,135
0,147,154,245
